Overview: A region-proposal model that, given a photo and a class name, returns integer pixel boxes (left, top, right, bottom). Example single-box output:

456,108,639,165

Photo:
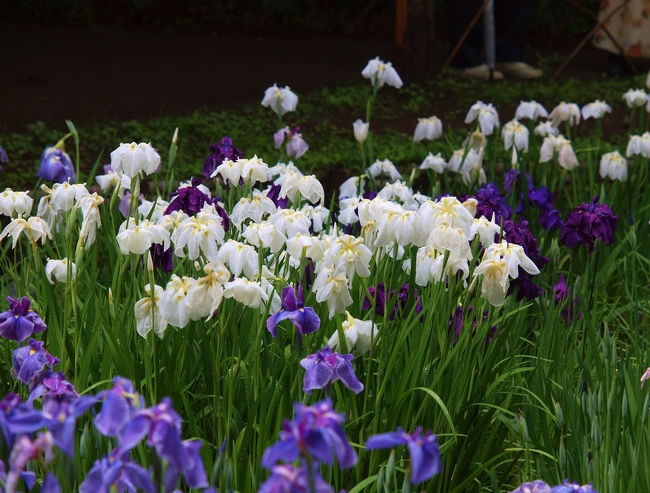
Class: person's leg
451,0,485,68
494,0,531,63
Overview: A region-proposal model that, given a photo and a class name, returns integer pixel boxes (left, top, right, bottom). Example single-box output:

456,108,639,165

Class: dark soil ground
2,22,649,134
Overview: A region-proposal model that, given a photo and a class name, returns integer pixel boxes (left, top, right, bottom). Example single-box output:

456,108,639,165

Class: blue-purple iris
551,480,598,493
274,126,309,159
472,182,512,223
37,146,76,183
266,183,289,209
259,463,334,493
560,196,618,252
165,178,212,216
366,426,442,485
262,399,358,470
509,480,552,493
553,275,582,324
80,448,155,493
267,286,320,337
300,346,363,395
0,144,7,173
12,339,59,384
202,136,243,180
0,296,47,342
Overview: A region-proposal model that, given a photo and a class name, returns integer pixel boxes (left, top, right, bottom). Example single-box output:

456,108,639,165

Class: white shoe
459,64,504,80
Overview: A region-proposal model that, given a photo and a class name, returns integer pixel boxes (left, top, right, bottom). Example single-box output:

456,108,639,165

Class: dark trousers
451,0,532,68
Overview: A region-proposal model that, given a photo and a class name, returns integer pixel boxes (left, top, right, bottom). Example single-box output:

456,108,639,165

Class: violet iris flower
300,347,363,395
0,296,47,342
448,306,498,346
274,126,309,159
267,286,320,337
366,426,442,485
93,377,144,437
261,399,357,469
475,182,512,223
202,136,242,180
28,370,80,406
149,242,174,273
551,480,598,493
12,339,59,384
0,145,7,173
560,196,618,252
80,448,155,493
509,480,551,493
266,183,289,209
165,179,212,216
259,463,334,493
37,146,76,183
163,439,209,491
0,394,46,449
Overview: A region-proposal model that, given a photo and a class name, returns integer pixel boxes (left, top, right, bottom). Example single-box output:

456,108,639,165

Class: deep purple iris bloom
0,145,7,173
259,463,334,493
266,183,290,209
163,439,209,491
261,399,358,469
539,208,564,230
553,274,582,323
366,426,442,485
165,179,212,216
275,126,309,159
149,243,174,272
362,283,423,321
0,296,47,342
201,136,243,180
560,196,618,252
37,146,76,183
300,346,363,395
475,182,512,223
267,286,320,337
79,448,154,493
551,480,598,493
508,480,551,493
12,339,59,384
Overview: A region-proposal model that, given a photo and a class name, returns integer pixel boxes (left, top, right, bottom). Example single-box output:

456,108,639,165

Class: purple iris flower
118,191,145,218
551,480,598,493
261,399,358,469
362,283,423,321
202,136,243,180
0,460,37,492
41,398,82,456
79,448,154,493
539,208,564,230
300,346,363,395
0,145,7,173
266,183,289,209
165,179,212,216
259,463,334,493
93,377,144,437
508,271,544,301
475,182,512,223
0,296,47,342
509,480,551,493
503,169,520,195
163,439,209,491
553,274,582,323
37,146,76,183
0,393,46,449
149,243,174,273
267,286,320,337
28,370,80,406
6,432,55,492
275,127,309,159
12,339,59,384
560,196,618,252
366,427,442,485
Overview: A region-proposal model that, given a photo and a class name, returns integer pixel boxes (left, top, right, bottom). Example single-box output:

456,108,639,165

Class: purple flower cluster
267,286,320,337
201,136,243,180
37,146,76,183
560,196,618,252
300,346,364,395
504,170,563,230
362,282,423,321
164,179,230,230
509,479,598,493
261,399,357,492
0,296,47,342
474,182,512,223
366,426,442,485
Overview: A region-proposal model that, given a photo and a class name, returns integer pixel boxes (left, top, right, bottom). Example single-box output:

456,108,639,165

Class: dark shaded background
0,0,624,132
